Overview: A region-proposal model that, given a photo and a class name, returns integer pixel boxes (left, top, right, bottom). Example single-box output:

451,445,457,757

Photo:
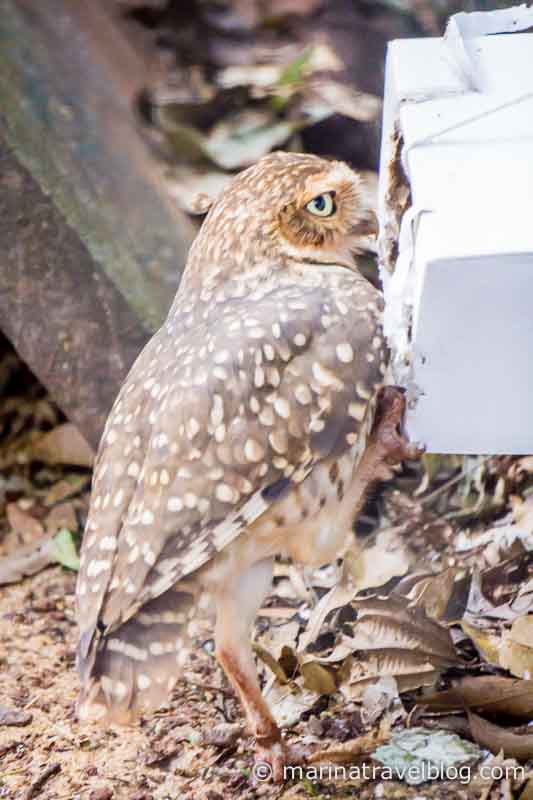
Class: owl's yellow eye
305,193,336,217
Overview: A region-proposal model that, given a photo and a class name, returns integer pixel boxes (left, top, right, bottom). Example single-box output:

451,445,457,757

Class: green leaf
51,528,80,571
277,48,313,87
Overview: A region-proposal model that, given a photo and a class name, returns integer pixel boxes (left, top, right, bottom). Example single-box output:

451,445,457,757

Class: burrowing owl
76,151,418,780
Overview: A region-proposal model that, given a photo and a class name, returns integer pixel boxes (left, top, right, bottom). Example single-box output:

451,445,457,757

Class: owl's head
185,151,377,284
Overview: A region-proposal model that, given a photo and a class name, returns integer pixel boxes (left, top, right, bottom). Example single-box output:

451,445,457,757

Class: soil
0,565,526,800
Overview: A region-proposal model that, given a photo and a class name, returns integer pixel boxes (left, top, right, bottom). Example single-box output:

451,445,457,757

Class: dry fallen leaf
511,494,533,534
297,579,355,653
460,620,501,667
266,680,319,729
43,475,90,506
0,535,55,585
32,423,95,467
44,501,78,536
352,597,458,663
421,676,533,720
305,720,391,766
468,711,533,762
406,568,459,621
499,615,533,679
5,502,44,541
361,676,401,726
345,651,442,699
300,661,337,695
347,527,412,592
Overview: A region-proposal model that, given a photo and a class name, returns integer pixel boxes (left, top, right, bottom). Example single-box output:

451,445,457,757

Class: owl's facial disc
277,168,377,270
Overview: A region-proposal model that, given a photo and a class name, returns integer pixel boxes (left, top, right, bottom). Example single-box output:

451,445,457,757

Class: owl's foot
253,733,312,784
373,386,424,466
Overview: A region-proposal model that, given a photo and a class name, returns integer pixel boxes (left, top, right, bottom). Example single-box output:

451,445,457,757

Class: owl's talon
374,386,423,465
253,737,312,784
253,738,286,784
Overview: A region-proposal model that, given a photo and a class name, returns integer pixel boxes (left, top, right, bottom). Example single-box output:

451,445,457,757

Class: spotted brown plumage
76,152,415,779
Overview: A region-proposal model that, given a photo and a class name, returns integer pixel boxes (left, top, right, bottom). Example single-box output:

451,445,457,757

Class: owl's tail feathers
77,587,205,724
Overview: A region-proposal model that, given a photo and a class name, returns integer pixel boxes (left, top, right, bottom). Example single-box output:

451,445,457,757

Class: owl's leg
214,557,291,782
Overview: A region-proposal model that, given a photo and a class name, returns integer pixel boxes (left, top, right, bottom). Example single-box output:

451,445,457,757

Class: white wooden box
378,6,533,454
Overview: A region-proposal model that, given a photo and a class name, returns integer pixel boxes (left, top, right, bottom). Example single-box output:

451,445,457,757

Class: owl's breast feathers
76,268,386,692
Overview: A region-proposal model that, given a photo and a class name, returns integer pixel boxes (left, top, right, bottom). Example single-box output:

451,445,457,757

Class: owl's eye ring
305,192,336,218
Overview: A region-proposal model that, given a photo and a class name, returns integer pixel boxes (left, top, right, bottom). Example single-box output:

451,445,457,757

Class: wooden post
0,0,195,446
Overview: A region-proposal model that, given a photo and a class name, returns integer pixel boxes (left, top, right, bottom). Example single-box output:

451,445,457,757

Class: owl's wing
77,274,385,656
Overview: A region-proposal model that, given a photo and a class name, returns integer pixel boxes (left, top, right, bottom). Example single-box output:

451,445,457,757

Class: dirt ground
1,566,527,800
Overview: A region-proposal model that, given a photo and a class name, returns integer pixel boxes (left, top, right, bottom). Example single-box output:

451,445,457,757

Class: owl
76,151,418,781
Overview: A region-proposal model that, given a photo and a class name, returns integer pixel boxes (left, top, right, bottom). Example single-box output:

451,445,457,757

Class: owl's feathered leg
214,557,294,782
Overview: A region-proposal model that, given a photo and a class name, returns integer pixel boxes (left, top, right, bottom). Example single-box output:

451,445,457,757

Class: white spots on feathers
294,384,312,405
99,536,118,552
244,438,265,463
101,676,128,701
86,560,111,577
108,638,147,661
273,397,290,419
137,674,151,690
216,483,239,504
167,497,183,512
336,343,354,363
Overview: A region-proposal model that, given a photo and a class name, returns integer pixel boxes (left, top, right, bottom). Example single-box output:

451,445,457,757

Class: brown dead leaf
511,494,533,534
499,615,533,678
5,502,44,542
520,777,533,800
306,719,390,765
338,596,458,698
254,644,292,684
353,597,458,663
463,554,533,623
32,423,95,467
347,527,412,592
460,620,501,666
44,475,90,506
44,502,78,536
0,535,55,585
468,711,533,762
258,619,300,660
298,580,355,653
200,722,243,749
300,662,337,695
421,676,533,720
267,681,319,728
407,568,458,621
344,650,443,699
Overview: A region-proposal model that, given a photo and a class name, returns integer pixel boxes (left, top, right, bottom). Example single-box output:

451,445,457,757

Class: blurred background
120,0,523,208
